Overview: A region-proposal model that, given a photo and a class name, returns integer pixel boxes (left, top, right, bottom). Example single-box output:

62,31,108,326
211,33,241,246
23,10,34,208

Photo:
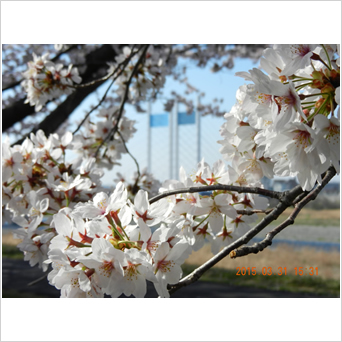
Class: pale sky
91,56,260,186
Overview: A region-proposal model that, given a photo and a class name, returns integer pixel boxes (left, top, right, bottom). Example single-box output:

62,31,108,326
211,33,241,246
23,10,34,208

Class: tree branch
73,46,139,135
149,184,284,204
13,80,105,145
168,167,336,295
117,130,141,194
70,46,138,90
94,44,150,157
236,208,274,216
117,130,140,179
229,167,337,258
168,183,305,295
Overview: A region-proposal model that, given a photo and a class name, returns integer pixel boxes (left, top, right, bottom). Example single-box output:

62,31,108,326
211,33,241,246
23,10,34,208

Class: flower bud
109,238,120,249
311,79,324,89
312,70,323,80
315,98,325,109
321,83,335,94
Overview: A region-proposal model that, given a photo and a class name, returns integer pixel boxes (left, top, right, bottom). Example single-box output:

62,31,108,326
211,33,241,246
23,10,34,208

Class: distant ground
2,209,340,298
2,257,336,298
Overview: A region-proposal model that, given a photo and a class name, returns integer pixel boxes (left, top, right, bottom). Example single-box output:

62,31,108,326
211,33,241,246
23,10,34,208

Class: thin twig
117,130,140,180
73,47,139,135
236,208,274,216
149,184,284,204
94,44,150,158
229,167,337,258
27,274,48,286
72,79,115,135
70,46,138,90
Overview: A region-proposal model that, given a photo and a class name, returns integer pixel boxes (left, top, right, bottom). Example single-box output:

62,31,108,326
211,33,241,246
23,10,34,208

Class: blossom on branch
2,44,340,298
21,53,81,111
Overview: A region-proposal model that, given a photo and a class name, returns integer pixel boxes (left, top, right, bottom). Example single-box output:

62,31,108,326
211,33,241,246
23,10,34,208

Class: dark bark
28,80,105,139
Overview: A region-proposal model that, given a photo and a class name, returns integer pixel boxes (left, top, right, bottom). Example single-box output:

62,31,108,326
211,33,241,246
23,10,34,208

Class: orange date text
236,267,319,276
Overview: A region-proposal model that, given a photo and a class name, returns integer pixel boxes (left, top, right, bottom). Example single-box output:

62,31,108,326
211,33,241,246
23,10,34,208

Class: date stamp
236,267,319,276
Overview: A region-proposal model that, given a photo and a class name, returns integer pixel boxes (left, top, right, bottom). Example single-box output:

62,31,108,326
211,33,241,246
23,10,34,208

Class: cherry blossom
27,190,49,231
2,44,340,298
46,248,103,298
130,189,171,226
21,53,81,111
2,142,23,182
76,238,126,297
153,241,191,298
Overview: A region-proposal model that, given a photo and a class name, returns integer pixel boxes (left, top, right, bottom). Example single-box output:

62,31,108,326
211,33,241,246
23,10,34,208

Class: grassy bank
2,244,24,259
257,208,340,227
183,241,340,297
185,243,340,280
181,264,340,297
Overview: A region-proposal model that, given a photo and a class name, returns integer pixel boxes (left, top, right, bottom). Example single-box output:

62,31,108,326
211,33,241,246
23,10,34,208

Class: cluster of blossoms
21,53,82,111
108,45,176,103
2,129,104,270
3,128,267,297
219,44,340,191
3,44,340,298
42,158,267,298
73,106,137,167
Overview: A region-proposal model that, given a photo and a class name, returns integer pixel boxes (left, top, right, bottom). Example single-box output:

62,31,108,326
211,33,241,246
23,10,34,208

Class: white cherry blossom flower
197,193,237,234
17,231,55,271
312,114,340,173
274,44,320,76
47,249,102,298
73,181,128,219
2,143,23,182
27,190,49,231
49,211,91,259
153,240,191,298
109,248,157,298
76,238,126,297
54,173,92,192
211,224,235,255
130,189,171,226
265,121,327,190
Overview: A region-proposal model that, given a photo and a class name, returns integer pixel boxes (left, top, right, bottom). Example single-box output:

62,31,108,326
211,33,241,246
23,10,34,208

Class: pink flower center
326,122,340,142
99,260,114,277
157,258,174,273
5,157,14,167
291,44,310,57
136,210,153,223
217,228,233,240
146,238,159,257
255,92,272,105
186,195,197,204
124,262,139,281
293,130,312,149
